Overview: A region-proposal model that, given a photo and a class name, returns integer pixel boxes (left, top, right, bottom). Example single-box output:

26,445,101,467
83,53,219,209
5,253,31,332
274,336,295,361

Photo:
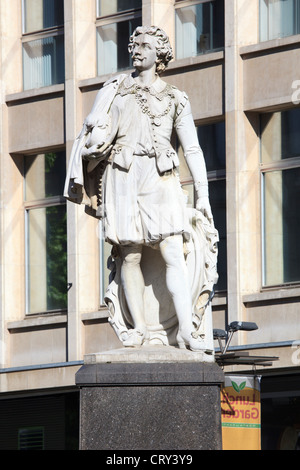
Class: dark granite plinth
76,359,224,450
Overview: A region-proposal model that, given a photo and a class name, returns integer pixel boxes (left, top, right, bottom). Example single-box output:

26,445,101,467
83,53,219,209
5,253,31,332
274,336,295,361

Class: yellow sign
221,376,261,450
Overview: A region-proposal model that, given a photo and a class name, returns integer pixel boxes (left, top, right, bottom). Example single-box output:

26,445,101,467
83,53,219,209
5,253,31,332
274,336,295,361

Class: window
97,0,141,15
178,120,227,291
96,0,142,76
23,0,64,32
22,0,65,90
175,0,224,60
24,151,67,314
261,109,300,286
260,0,300,41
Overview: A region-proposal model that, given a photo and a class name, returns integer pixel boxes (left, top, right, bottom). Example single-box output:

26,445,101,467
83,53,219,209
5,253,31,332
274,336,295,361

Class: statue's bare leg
119,244,149,346
159,234,206,351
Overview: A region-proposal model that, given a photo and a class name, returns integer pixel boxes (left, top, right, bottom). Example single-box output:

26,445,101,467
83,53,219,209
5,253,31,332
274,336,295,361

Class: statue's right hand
82,143,112,161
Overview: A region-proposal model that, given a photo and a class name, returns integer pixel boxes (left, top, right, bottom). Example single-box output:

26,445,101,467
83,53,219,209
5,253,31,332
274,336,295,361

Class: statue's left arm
174,95,213,222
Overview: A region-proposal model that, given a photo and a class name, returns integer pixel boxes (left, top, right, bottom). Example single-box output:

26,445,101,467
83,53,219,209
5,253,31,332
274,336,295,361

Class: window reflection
27,205,67,313
263,167,300,285
22,0,64,90
261,109,300,285
178,120,227,292
24,152,67,314
25,152,66,201
23,0,64,33
97,0,141,16
97,17,141,76
175,0,224,60
260,0,300,41
198,121,226,172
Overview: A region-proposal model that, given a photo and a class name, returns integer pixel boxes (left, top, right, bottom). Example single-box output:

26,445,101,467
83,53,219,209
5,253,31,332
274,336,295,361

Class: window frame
21,0,65,90
95,2,142,77
96,0,142,19
22,25,64,44
260,109,300,287
175,0,213,7
22,0,64,34
24,151,67,316
198,120,226,293
178,118,227,292
174,0,224,60
259,0,300,42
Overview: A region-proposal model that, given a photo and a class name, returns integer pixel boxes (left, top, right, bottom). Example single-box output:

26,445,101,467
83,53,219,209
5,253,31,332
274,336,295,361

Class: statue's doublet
106,74,190,174
102,75,190,246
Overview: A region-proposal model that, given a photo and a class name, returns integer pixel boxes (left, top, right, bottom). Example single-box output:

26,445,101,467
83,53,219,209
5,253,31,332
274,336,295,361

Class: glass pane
260,0,269,41
197,121,226,172
209,179,227,291
97,16,140,75
211,0,225,49
259,0,300,41
263,167,300,285
180,180,227,293
297,0,300,33
269,0,284,39
23,34,65,90
261,109,300,164
176,0,224,59
25,152,66,201
280,0,294,37
177,121,225,180
176,4,198,58
98,0,141,16
23,0,64,33
27,205,67,313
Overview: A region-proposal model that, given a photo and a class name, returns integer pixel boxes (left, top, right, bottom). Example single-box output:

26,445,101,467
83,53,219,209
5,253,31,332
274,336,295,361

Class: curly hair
128,26,174,74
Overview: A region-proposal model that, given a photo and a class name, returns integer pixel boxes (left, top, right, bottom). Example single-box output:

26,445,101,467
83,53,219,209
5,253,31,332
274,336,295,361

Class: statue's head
128,26,174,74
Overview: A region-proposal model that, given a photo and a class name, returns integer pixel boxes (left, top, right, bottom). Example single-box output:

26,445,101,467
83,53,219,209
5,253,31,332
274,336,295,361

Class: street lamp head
228,321,258,332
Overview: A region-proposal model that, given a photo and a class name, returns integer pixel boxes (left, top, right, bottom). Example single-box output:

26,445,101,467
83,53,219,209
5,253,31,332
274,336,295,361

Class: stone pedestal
75,346,224,450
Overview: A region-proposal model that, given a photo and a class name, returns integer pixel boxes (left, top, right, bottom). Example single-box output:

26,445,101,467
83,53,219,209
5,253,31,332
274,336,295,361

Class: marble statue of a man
64,26,218,354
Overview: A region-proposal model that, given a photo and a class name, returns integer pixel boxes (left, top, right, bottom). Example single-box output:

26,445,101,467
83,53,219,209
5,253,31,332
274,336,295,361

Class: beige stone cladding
0,0,299,395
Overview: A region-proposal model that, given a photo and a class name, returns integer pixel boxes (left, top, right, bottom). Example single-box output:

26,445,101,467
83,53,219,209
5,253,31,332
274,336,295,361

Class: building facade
0,0,300,450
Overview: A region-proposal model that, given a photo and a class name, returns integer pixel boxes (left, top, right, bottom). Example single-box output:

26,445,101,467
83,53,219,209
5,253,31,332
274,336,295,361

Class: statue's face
131,33,158,72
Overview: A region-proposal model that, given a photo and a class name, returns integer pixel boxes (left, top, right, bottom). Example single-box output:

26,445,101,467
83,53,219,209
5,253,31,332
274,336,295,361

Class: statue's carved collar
118,74,173,101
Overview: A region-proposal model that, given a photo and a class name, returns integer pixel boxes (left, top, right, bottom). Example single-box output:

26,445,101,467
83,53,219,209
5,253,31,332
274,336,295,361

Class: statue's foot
123,328,149,348
176,330,209,353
